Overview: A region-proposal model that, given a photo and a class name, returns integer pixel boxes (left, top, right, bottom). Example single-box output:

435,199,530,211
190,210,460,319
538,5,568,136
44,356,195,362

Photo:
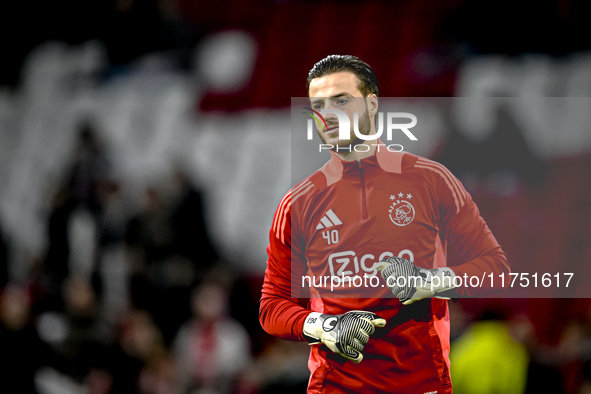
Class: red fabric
259,147,510,393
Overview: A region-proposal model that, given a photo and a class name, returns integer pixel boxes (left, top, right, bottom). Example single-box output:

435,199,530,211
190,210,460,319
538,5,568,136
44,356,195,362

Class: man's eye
312,104,323,110
337,99,348,105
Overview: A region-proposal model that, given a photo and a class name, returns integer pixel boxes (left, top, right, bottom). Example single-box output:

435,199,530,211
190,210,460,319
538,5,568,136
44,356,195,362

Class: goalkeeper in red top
259,55,510,394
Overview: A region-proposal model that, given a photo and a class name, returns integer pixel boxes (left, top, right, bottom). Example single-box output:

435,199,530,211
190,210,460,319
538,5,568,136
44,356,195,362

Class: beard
317,103,372,149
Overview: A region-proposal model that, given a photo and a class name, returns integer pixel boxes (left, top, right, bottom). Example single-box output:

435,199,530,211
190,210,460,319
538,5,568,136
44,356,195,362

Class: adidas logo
316,209,343,230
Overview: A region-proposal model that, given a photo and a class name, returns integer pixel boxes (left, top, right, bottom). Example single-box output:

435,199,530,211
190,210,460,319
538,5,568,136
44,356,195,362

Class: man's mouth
325,124,338,133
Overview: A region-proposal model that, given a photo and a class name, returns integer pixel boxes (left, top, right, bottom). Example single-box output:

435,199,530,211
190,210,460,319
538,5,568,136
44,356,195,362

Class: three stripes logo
316,209,342,230
414,158,466,214
273,179,314,244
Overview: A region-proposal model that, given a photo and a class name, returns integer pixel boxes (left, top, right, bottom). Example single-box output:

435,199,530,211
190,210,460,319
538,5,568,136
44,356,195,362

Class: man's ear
367,94,378,115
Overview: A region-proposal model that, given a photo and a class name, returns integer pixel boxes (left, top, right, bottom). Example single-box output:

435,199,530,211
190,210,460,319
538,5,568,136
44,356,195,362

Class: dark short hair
306,55,379,97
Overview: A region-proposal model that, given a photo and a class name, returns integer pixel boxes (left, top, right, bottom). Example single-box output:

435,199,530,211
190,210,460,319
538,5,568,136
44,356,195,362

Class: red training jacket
260,147,510,394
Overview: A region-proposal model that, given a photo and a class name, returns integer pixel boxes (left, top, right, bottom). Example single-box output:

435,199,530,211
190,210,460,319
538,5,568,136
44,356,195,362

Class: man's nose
323,114,338,125
321,105,339,122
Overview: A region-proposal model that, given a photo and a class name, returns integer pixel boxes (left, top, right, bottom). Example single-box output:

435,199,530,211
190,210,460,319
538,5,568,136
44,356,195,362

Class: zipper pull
357,159,363,173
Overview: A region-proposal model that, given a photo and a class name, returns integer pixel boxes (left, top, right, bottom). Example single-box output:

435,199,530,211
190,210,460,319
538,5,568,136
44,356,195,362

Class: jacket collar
319,140,404,186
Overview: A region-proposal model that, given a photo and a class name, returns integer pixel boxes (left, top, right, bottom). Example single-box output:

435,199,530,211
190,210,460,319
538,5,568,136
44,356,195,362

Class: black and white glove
302,311,386,363
375,257,457,305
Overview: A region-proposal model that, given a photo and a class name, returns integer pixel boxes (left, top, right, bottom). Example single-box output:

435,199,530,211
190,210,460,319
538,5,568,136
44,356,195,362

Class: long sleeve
436,167,511,296
259,191,311,341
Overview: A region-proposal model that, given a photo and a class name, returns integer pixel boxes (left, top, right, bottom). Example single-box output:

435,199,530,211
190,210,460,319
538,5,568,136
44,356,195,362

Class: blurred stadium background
1,0,591,393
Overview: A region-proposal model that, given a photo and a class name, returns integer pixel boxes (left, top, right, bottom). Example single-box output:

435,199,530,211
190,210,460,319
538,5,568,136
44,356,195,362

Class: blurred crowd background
1,0,591,393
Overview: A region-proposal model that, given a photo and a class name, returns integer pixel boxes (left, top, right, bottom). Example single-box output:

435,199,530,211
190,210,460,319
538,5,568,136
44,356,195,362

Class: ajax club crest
388,192,415,226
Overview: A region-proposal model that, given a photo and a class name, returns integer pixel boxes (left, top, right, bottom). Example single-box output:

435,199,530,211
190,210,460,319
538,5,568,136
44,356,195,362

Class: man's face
308,72,375,148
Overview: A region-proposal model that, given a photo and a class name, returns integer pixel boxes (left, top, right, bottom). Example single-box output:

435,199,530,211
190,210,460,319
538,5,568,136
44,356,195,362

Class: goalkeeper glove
302,310,386,363
375,257,457,305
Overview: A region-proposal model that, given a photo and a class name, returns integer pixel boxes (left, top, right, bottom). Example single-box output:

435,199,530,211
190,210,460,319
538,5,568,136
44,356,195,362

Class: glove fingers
370,317,387,328
321,311,387,364
348,337,365,353
345,348,363,364
346,312,380,335
379,257,421,302
359,319,375,335
356,320,380,337
400,283,418,301
356,329,370,345
355,312,387,331
380,263,399,280
336,341,364,363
